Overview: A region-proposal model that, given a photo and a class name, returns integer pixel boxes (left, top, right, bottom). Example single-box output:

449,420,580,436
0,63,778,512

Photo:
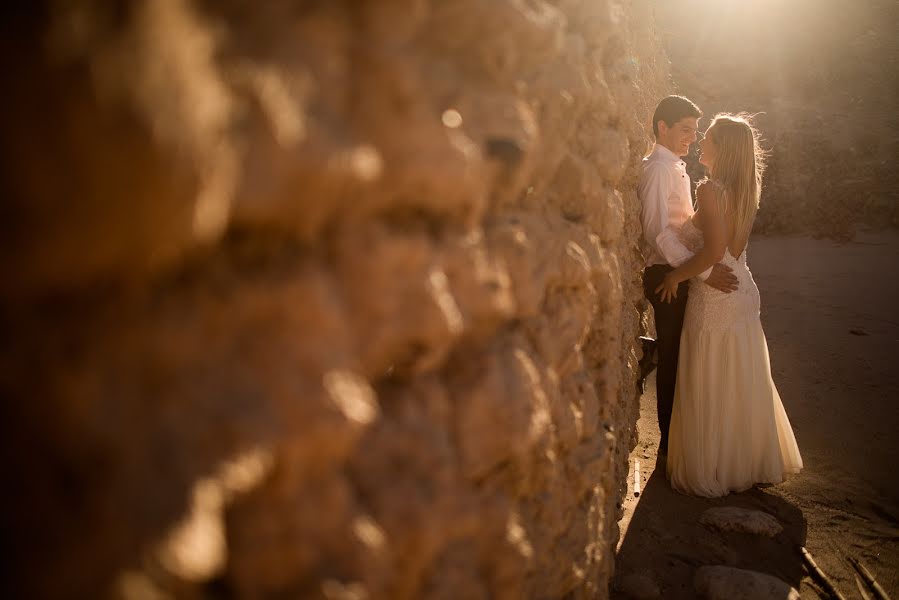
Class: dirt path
613,231,899,599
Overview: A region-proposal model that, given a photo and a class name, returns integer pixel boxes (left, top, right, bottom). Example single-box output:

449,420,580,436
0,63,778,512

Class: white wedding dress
666,217,803,497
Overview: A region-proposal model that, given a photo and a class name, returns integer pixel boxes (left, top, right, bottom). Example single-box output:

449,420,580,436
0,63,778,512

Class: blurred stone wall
0,1,668,598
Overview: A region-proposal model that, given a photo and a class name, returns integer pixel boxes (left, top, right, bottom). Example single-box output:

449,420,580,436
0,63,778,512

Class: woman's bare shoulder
696,180,723,206
696,179,720,194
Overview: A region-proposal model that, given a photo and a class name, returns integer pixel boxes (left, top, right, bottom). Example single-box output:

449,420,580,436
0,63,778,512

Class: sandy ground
613,231,899,599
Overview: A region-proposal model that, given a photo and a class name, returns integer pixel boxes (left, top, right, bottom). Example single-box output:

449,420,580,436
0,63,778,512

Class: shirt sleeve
639,163,712,281
655,226,693,268
657,226,713,280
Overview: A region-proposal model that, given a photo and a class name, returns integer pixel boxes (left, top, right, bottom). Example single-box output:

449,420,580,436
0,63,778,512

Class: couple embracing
639,96,803,498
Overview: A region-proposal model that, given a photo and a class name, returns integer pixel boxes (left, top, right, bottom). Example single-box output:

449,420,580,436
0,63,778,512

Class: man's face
657,117,700,157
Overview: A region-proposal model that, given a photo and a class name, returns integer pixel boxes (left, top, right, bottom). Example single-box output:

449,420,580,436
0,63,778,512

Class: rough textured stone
0,1,671,598
700,507,784,538
694,565,801,600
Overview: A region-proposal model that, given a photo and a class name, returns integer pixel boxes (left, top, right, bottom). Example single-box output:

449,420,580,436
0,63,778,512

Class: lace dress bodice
677,219,760,332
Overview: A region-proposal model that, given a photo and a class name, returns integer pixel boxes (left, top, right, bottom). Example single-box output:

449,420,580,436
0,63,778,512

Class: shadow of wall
613,469,808,599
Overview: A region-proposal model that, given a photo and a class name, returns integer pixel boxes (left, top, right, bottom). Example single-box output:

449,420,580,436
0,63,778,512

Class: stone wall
0,1,668,598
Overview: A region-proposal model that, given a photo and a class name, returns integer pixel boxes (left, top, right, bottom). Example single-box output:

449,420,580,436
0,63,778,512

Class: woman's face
698,128,718,170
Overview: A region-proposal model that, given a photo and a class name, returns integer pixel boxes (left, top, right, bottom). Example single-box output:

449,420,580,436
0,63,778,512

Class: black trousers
643,264,690,453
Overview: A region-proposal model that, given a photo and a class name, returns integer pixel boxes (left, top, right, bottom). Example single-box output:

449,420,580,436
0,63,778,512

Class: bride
654,113,803,497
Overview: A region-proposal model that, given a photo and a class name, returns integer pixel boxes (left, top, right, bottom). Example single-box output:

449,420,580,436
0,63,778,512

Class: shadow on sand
612,463,808,599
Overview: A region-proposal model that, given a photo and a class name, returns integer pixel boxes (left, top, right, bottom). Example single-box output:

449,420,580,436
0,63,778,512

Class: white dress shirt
639,144,712,280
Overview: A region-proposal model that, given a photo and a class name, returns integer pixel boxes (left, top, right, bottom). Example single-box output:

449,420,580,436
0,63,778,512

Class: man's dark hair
652,95,702,137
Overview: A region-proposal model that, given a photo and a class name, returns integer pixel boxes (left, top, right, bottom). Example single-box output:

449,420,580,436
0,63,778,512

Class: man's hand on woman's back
704,263,738,293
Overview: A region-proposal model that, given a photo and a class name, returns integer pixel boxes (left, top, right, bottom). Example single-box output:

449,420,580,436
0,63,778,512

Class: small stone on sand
694,565,800,600
699,507,783,537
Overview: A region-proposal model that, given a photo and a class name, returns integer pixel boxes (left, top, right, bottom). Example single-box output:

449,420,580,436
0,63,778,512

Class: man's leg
643,265,689,454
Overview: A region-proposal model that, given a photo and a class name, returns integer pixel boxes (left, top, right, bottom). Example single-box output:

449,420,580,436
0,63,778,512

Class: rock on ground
700,507,783,537
694,565,800,600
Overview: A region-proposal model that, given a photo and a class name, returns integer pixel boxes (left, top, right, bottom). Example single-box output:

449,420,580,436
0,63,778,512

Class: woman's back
679,217,759,332
693,179,751,259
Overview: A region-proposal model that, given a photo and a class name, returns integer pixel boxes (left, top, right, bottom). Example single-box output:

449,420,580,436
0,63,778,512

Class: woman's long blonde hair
706,113,766,247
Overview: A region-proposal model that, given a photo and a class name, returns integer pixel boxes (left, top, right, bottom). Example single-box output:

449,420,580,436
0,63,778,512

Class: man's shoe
637,336,658,392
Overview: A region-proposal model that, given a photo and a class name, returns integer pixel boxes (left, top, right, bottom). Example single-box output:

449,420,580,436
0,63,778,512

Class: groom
640,95,738,456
